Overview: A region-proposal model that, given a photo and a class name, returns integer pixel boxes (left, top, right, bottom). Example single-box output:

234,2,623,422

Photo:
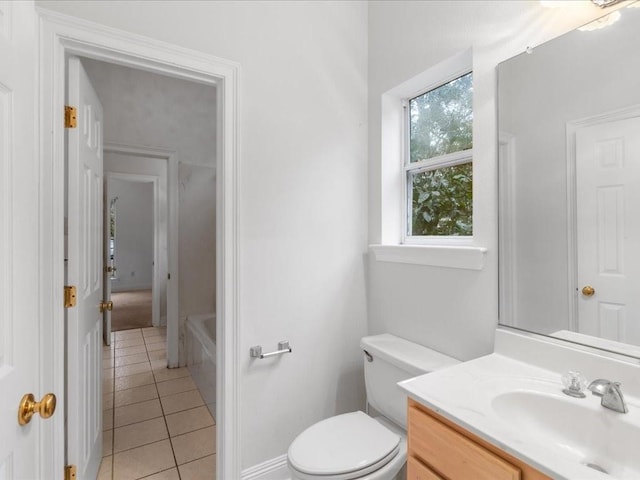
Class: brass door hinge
64,286,77,308
99,300,114,313
64,465,77,480
64,106,77,128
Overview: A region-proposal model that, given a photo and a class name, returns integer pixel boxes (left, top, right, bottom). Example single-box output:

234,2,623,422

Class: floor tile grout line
114,352,149,367
111,395,161,410
113,352,152,362
109,337,116,480
112,437,170,458
156,386,199,400
176,453,217,473
161,403,215,421
109,409,213,451
112,412,164,430
102,326,213,479
111,381,157,394
111,348,159,421
169,423,215,441
150,348,182,480
137,466,178,480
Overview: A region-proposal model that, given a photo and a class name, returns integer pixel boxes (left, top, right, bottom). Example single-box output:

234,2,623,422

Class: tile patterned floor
99,327,216,479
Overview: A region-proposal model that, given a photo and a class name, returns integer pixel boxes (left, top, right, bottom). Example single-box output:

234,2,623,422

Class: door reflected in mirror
498,4,640,358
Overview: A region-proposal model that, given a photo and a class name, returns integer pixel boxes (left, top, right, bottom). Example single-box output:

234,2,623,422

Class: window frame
401,70,474,245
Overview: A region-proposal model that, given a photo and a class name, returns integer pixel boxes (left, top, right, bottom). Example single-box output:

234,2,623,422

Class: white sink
491,389,640,479
399,349,640,480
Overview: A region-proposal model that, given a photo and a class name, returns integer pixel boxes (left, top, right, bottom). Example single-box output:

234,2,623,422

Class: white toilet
287,333,460,480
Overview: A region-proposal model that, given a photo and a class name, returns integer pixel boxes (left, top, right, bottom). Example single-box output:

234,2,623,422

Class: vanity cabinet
407,399,551,480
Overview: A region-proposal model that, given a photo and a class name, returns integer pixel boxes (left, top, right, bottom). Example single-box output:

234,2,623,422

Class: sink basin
492,390,640,479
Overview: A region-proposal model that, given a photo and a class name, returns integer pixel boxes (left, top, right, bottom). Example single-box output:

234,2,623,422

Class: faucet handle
562,371,588,398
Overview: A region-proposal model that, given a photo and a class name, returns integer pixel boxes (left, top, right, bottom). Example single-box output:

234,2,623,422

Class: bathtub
185,313,216,420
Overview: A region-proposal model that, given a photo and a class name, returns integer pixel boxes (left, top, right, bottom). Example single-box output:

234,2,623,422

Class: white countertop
399,352,635,480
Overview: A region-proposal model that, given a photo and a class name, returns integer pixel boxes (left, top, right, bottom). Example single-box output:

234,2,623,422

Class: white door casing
576,116,640,345
103,178,112,346
0,2,42,477
66,56,104,480
104,147,177,366
39,10,240,478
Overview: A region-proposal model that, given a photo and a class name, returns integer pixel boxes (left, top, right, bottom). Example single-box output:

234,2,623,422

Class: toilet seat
288,411,401,480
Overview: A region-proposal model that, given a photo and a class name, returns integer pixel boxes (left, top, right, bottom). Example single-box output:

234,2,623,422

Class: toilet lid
288,411,400,477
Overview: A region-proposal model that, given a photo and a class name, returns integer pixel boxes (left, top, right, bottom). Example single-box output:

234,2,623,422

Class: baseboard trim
241,455,290,480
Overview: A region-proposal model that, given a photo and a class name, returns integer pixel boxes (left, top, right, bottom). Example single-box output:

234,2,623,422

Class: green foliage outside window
411,163,472,236
408,72,473,236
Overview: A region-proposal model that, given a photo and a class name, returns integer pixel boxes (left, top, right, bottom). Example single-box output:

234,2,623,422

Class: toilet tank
360,334,460,429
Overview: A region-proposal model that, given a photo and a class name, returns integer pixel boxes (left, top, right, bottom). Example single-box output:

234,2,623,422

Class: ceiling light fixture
591,0,624,7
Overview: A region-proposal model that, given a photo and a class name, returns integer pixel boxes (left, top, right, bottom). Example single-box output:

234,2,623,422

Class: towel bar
250,341,292,359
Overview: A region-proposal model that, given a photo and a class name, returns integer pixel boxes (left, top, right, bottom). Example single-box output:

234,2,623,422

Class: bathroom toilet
287,333,460,480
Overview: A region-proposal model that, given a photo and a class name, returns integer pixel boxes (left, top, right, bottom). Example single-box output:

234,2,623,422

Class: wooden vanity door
408,403,521,480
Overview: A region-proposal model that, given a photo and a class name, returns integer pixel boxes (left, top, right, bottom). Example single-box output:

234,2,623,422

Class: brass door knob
99,300,114,313
18,393,57,426
582,285,596,297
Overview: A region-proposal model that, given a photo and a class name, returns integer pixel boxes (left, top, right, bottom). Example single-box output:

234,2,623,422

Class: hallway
100,327,216,479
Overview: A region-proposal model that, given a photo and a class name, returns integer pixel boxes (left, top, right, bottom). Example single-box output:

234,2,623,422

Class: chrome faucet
588,379,628,414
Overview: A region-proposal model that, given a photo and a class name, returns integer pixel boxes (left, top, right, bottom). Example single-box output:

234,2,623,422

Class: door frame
565,103,640,333
104,142,180,366
106,172,161,327
37,9,240,478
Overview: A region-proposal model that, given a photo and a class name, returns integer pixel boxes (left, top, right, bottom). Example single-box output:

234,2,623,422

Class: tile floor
99,327,216,480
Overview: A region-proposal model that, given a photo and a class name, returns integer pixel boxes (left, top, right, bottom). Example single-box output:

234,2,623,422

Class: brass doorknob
582,285,596,297
99,300,114,313
18,393,57,426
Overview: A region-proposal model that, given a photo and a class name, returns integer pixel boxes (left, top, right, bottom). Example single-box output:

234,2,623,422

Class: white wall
367,1,618,361
109,178,154,291
82,58,217,167
38,1,369,469
179,163,216,320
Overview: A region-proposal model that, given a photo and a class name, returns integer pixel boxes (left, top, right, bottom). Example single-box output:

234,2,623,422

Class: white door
66,56,104,480
103,178,112,346
576,116,640,346
0,2,47,478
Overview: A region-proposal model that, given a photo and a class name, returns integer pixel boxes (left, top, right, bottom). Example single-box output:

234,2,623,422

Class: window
405,72,473,239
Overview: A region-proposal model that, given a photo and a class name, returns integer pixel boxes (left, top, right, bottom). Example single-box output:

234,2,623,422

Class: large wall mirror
498,3,640,358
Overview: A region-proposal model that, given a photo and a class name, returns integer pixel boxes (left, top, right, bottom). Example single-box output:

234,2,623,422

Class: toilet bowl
287,334,459,480
287,412,406,480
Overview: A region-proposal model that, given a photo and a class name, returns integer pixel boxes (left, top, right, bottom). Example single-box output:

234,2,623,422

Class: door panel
576,116,640,345
67,56,104,480
0,2,40,478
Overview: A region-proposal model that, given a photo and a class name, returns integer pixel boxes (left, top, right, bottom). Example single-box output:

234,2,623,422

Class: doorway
69,56,219,477
107,174,156,332
40,12,240,477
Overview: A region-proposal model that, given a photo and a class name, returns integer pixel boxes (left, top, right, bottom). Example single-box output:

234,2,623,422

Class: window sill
369,244,487,271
